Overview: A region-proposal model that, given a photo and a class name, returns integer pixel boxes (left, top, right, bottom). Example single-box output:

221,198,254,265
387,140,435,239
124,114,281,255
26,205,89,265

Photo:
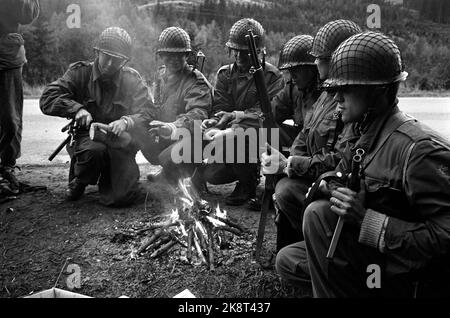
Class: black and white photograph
1,0,450,302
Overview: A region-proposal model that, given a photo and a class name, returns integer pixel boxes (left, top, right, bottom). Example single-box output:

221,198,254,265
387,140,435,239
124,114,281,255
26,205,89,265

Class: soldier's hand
109,119,127,137
215,111,236,128
261,143,287,175
149,120,173,139
330,179,367,228
201,119,219,130
75,108,93,129
204,128,234,141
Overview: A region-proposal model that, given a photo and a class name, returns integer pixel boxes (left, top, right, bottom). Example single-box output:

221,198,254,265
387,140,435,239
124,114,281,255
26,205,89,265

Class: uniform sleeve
173,76,212,131
18,0,40,25
212,69,234,114
272,84,294,125
364,140,450,275
122,73,157,129
40,66,85,118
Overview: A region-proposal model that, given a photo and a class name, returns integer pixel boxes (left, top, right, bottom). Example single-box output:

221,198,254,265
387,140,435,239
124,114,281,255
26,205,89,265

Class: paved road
17,98,450,166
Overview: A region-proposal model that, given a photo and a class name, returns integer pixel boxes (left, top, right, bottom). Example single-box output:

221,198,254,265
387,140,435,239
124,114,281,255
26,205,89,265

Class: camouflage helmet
278,35,315,70
323,32,408,88
94,27,132,60
157,27,192,54
226,18,265,51
310,20,361,58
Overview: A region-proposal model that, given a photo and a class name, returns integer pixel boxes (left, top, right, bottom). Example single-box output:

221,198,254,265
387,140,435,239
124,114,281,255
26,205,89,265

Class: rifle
326,148,365,259
48,120,76,162
246,30,290,261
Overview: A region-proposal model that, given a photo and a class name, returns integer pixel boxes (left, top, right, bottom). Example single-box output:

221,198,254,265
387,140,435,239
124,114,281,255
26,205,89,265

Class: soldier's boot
66,178,87,201
225,165,257,206
0,166,20,194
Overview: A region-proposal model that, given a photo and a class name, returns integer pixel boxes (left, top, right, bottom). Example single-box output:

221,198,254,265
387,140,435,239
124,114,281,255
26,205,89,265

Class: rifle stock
246,30,289,260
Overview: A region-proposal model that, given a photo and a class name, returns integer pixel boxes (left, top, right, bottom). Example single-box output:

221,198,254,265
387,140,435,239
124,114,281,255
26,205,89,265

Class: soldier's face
289,65,318,89
160,52,187,75
232,49,251,70
98,52,127,77
333,86,370,123
315,57,330,80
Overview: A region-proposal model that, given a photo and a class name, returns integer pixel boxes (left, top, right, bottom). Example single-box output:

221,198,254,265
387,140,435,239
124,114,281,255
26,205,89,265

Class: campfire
132,178,246,271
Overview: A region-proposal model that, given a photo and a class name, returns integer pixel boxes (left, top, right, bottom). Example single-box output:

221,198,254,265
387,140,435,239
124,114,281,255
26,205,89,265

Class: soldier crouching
40,27,156,207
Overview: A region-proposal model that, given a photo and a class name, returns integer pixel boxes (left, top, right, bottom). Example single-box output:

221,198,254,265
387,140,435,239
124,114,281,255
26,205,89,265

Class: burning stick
137,221,180,235
151,240,178,258
187,229,193,263
137,229,163,254
192,229,207,264
206,225,215,271
217,226,242,237
214,216,245,233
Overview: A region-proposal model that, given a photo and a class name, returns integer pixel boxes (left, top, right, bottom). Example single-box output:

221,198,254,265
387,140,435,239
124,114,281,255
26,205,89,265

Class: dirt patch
0,164,301,298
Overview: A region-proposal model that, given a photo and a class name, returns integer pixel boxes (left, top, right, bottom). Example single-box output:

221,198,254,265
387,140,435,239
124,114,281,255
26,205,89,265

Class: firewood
192,230,207,264
213,216,245,233
186,230,193,263
206,225,215,271
137,230,163,254
151,240,178,258
217,226,242,237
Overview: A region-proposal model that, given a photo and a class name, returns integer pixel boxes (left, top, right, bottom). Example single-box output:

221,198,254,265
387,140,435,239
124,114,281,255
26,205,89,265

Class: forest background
21,0,450,96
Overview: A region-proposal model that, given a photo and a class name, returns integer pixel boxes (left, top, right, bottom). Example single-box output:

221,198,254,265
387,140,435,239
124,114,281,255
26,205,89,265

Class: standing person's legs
0,67,23,191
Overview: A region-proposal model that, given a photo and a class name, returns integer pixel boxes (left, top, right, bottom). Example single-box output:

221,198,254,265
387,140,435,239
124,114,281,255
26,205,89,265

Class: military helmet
278,35,315,70
94,27,132,60
323,32,408,88
310,20,361,58
157,27,192,53
226,18,265,51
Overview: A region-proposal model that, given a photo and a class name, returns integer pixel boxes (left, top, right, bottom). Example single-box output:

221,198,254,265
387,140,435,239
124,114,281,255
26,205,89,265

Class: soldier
141,27,213,187
0,0,40,194
262,20,361,250
202,18,284,207
277,32,450,297
272,35,320,145
40,27,156,207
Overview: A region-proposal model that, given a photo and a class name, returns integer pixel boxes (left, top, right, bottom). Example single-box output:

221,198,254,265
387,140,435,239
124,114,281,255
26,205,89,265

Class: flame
206,216,227,228
179,222,188,237
170,208,180,223
178,178,194,202
215,205,227,219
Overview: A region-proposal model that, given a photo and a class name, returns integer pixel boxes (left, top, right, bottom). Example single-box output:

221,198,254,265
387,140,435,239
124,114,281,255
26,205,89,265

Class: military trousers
70,133,140,207
276,200,433,298
0,67,23,167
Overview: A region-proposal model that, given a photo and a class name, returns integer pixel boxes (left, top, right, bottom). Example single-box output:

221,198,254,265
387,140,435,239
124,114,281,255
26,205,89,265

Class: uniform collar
92,59,121,87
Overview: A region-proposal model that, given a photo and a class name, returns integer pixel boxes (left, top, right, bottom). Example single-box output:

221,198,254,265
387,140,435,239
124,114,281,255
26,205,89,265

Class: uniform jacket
156,64,212,132
0,0,40,70
288,91,348,180
338,105,450,277
213,62,284,129
272,80,320,132
40,60,155,129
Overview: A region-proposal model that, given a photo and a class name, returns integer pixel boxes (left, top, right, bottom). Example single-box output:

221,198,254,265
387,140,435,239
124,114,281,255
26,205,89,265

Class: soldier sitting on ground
277,31,450,298
201,18,284,208
140,27,213,190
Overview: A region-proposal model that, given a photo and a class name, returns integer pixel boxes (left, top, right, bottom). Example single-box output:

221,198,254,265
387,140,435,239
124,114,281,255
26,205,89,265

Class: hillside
21,0,450,90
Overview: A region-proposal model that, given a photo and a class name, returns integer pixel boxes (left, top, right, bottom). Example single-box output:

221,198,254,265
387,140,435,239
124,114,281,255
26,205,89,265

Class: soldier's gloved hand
109,119,127,137
261,143,287,175
215,111,236,129
149,120,174,139
75,108,93,129
201,118,219,130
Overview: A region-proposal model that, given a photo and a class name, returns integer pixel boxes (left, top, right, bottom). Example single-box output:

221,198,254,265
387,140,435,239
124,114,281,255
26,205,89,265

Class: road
17,97,450,166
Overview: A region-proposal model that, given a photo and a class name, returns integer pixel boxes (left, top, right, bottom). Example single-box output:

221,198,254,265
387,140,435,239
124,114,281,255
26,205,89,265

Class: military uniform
272,81,320,143
273,20,361,250
277,31,450,297
204,61,284,188
40,60,155,206
0,0,39,188
140,64,212,181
